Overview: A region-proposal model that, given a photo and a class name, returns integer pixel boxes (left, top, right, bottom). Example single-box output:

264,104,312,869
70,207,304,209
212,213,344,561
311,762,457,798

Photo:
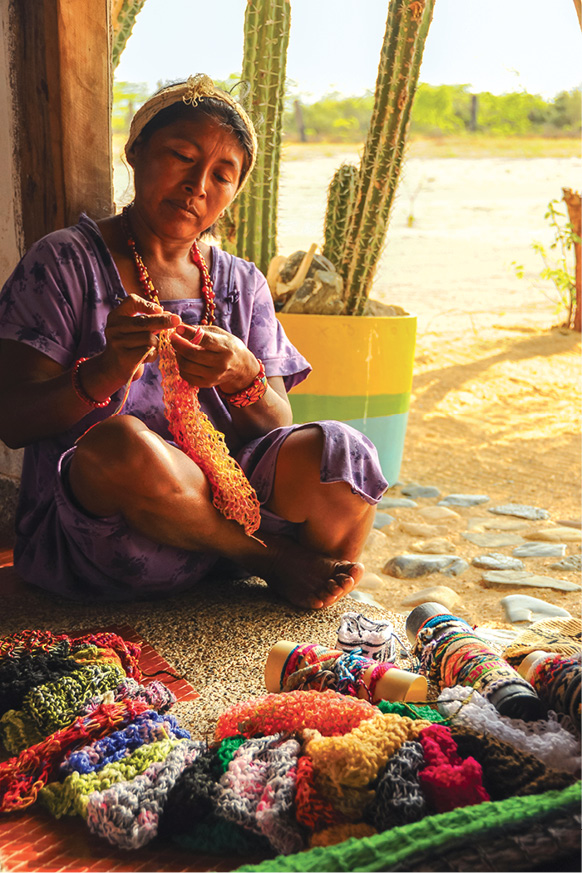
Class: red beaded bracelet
218,359,268,408
72,357,111,409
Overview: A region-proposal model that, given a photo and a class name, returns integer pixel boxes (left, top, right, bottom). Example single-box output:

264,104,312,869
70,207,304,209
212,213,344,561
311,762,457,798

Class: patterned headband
124,74,258,191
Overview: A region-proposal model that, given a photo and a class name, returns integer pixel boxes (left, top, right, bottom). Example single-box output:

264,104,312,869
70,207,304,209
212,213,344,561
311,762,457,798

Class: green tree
112,81,152,135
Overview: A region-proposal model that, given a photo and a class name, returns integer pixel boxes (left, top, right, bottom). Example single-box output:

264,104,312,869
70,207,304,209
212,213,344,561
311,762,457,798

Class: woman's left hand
170,323,261,394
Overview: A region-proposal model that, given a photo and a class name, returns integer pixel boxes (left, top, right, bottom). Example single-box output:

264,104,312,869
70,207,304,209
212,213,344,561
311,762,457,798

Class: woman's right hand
100,294,181,384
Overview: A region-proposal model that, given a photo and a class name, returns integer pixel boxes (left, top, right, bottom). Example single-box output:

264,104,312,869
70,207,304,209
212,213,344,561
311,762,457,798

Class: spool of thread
519,650,581,727
264,640,427,704
405,602,546,722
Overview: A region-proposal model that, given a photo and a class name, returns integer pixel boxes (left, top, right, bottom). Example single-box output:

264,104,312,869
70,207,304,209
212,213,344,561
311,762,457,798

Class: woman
0,75,387,608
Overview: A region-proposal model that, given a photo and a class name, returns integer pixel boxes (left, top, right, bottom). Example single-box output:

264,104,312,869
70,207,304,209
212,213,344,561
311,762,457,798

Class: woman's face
129,114,245,242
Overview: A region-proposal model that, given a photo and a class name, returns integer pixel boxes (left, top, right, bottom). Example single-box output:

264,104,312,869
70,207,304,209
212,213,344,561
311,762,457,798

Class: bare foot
254,534,365,609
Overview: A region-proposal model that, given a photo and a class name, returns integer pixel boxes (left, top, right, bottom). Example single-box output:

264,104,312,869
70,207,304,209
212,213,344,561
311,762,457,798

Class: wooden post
10,0,112,249
562,187,581,332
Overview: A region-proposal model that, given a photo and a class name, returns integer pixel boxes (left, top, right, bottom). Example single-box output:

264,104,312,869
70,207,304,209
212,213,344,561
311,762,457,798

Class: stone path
356,482,581,629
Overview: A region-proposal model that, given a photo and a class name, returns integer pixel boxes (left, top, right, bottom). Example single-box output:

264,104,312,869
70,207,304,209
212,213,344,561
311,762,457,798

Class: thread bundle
528,654,581,727
0,627,580,867
411,612,541,717
280,643,397,701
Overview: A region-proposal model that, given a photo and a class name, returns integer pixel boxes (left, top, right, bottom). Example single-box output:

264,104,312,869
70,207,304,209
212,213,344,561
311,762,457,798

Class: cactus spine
339,0,436,315
111,0,147,70
322,163,358,267
228,0,291,274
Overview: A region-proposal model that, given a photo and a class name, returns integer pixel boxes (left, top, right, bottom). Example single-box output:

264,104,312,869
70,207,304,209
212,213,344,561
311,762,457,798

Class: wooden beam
11,0,112,248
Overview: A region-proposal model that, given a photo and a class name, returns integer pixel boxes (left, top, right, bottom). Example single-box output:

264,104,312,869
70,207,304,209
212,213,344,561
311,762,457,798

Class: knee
74,415,148,475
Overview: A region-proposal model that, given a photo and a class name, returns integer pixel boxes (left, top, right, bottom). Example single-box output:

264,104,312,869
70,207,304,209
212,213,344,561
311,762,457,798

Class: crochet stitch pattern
417,723,490,813
303,711,429,789
157,332,262,537
215,689,376,740
86,739,203,849
1,625,581,871
370,740,427,831
40,737,187,818
59,709,189,776
237,782,582,872
437,686,581,774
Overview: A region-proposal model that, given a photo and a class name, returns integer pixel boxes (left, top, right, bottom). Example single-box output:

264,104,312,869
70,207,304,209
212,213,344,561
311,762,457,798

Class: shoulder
18,215,101,269
210,246,265,289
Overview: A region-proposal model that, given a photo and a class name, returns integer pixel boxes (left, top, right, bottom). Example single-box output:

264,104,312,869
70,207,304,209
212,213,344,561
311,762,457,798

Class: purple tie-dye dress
0,215,387,600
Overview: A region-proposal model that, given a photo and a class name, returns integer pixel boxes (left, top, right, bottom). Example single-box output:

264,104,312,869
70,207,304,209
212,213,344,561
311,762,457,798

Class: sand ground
275,141,581,626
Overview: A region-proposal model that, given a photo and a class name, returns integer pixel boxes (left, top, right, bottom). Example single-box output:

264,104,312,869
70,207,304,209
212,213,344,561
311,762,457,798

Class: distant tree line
112,81,581,141
287,84,581,141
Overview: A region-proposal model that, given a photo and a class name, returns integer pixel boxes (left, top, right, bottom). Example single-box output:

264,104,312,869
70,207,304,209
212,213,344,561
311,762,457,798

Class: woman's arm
0,297,180,448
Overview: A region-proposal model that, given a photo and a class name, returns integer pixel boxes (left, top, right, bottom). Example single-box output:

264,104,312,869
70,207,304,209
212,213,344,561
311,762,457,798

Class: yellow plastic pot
278,312,416,485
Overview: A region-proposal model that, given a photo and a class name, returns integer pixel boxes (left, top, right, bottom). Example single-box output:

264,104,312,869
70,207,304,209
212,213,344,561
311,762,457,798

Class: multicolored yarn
80,677,176,716
236,782,582,873
280,643,397,701
528,653,581,727
1,664,126,753
59,710,190,775
448,723,578,800
0,651,94,714
337,611,404,662
0,698,150,812
23,663,126,736
294,755,347,832
86,739,203,849
40,737,187,818
215,689,376,741
418,723,489,813
214,734,305,855
370,740,427,830
437,686,581,775
309,821,376,848
377,699,446,723
0,630,141,680
158,748,222,837
413,613,536,706
215,735,247,773
303,711,429,790
0,709,44,755
503,616,582,664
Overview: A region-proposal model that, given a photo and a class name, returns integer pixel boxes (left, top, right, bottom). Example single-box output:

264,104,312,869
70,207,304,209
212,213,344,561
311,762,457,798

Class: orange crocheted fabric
158,332,261,537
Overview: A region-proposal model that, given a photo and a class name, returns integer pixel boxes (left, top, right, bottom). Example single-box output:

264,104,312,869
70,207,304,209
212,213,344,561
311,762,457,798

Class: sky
115,0,582,101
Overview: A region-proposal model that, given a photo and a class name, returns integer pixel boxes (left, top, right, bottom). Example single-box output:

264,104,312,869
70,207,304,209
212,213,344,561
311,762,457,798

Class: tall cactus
111,0,147,70
227,0,291,274
321,163,358,266
339,0,436,315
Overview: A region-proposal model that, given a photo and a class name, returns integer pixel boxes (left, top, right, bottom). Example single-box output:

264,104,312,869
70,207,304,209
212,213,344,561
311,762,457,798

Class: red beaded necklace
121,205,216,324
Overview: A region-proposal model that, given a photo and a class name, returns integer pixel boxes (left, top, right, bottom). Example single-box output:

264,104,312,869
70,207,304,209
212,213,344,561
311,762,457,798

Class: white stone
524,527,582,543
463,532,526,548
482,570,581,592
411,538,455,555
358,572,384,591
466,516,529,532
400,585,461,611
398,522,441,538
417,505,462,525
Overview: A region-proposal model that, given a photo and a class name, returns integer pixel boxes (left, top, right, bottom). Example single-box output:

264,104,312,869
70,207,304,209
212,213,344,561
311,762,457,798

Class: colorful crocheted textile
1,627,581,872
237,783,582,872
215,689,376,740
418,723,490,813
86,739,203,849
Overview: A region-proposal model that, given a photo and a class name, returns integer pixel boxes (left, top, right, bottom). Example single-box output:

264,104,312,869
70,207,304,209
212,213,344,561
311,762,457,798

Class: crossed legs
68,416,375,608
